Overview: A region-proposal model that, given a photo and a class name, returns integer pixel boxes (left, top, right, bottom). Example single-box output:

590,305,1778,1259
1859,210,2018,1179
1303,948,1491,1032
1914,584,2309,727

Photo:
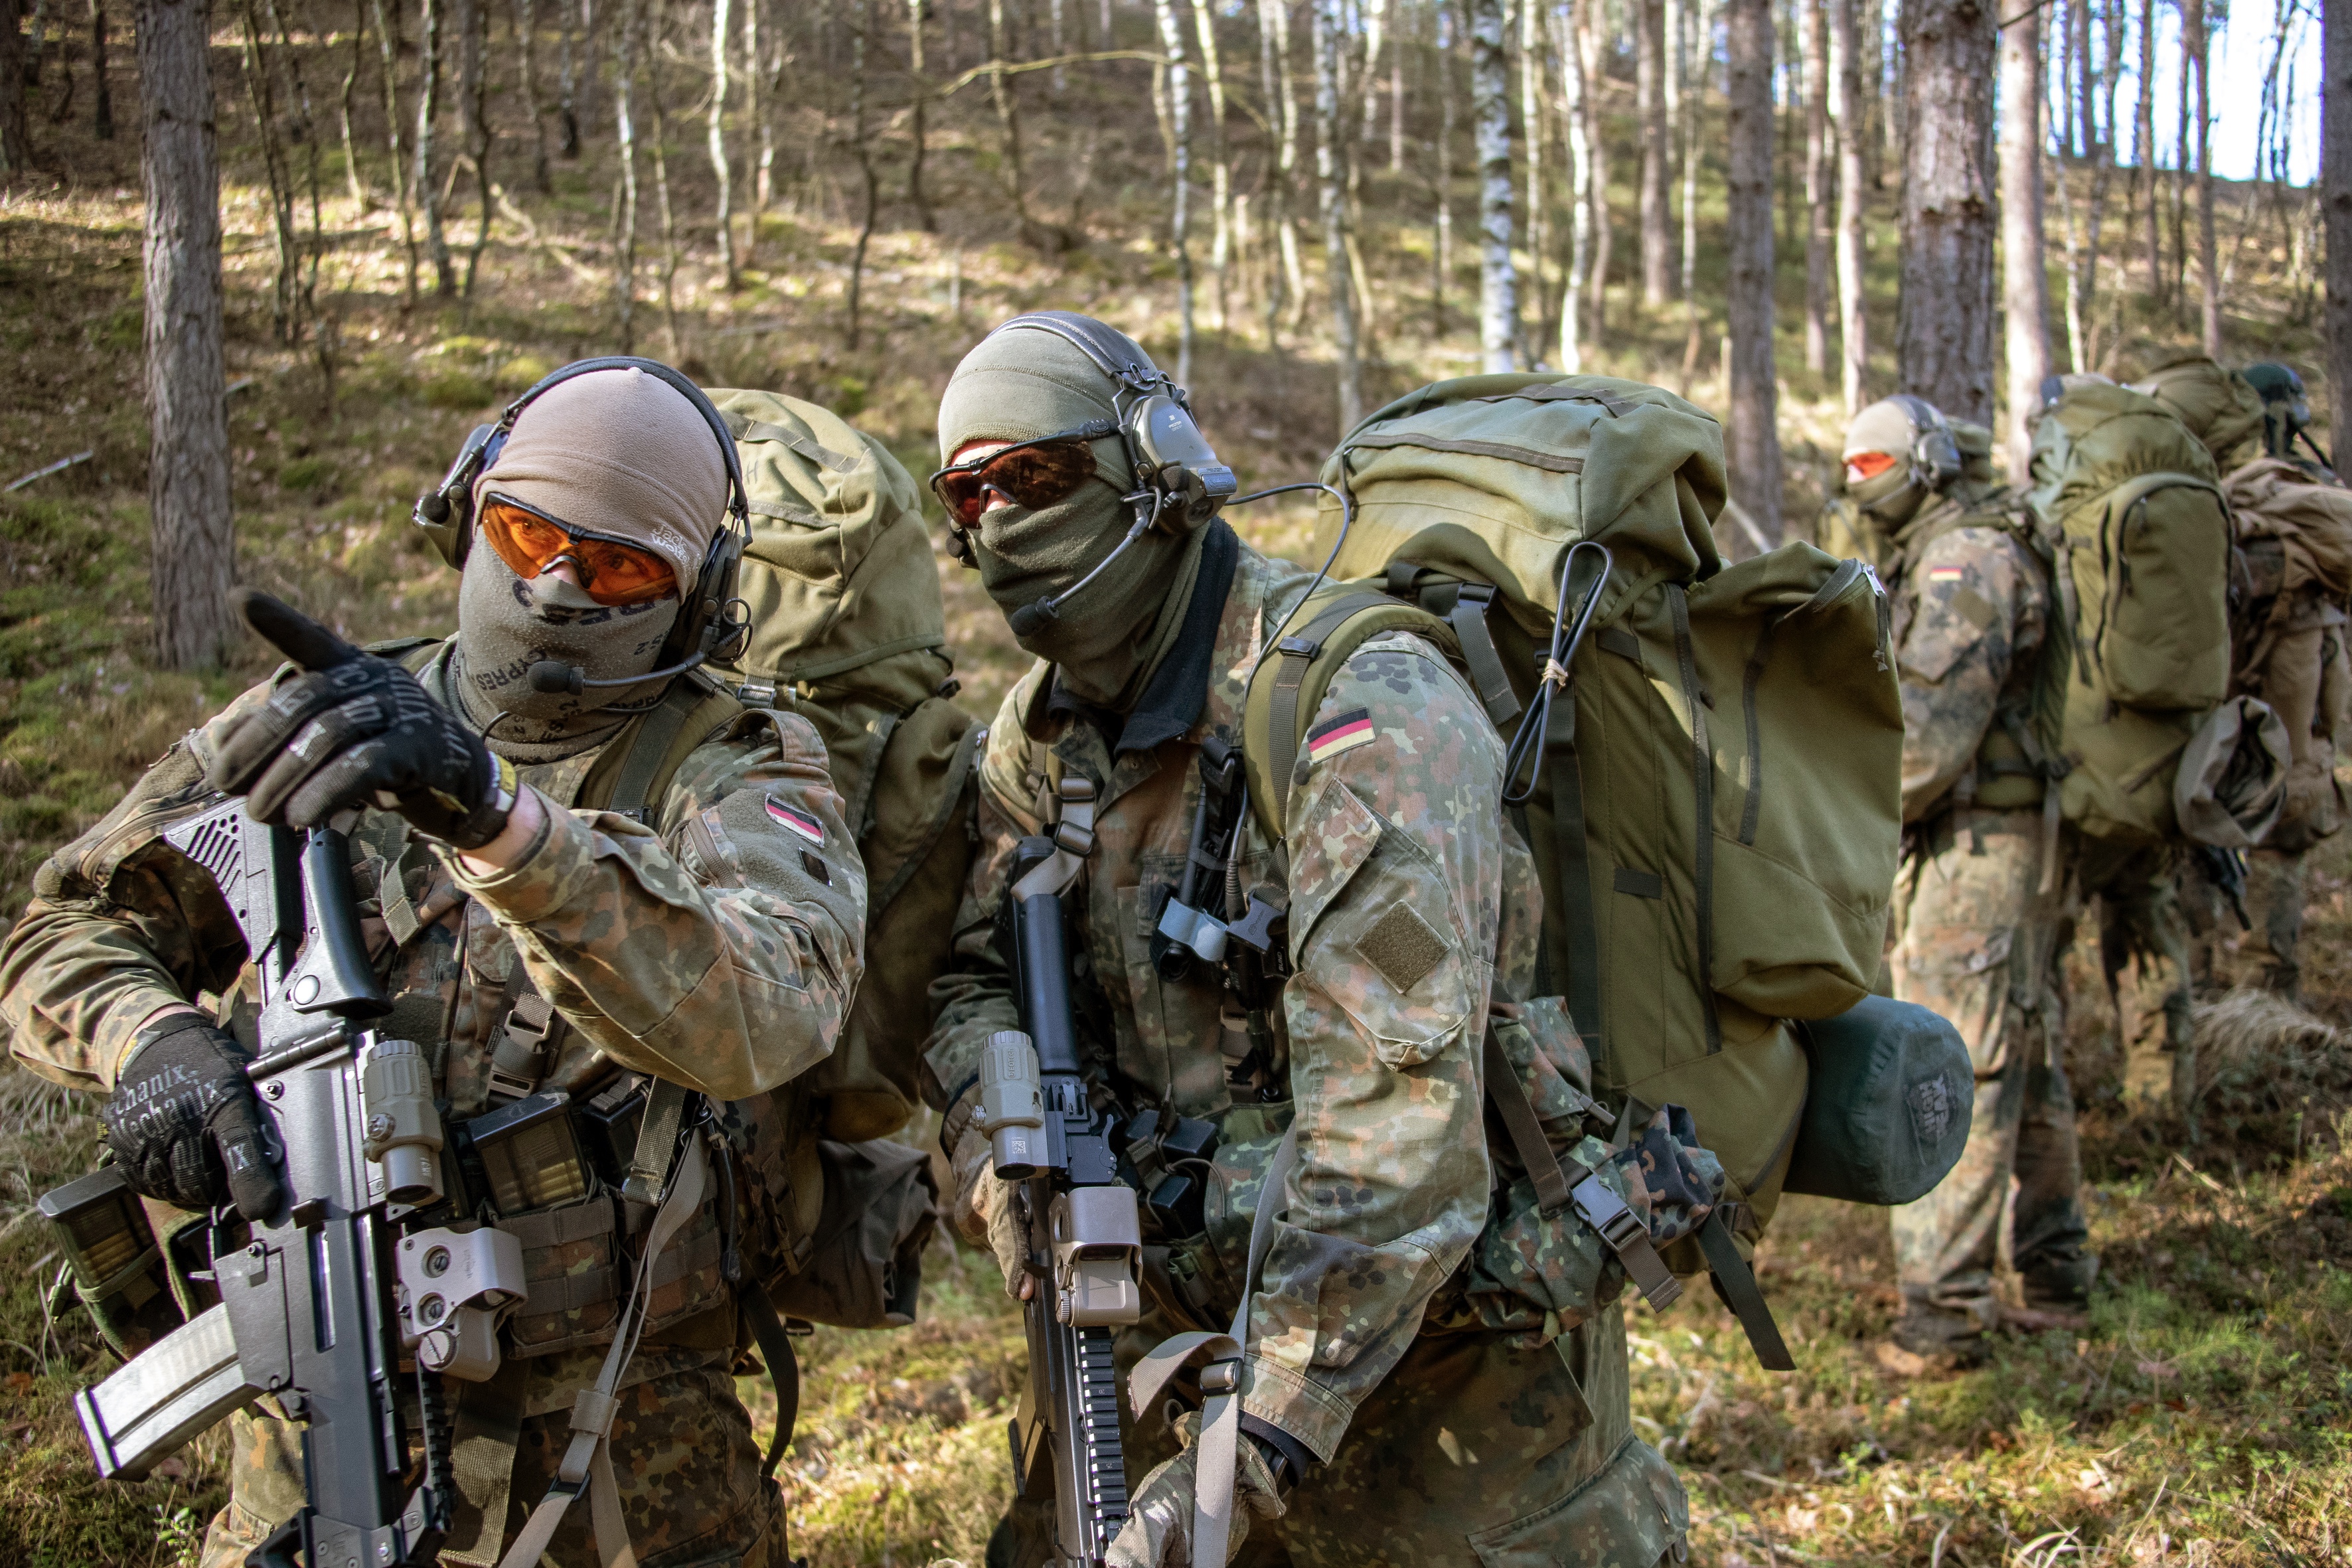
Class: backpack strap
1239,589,1456,842
590,674,747,824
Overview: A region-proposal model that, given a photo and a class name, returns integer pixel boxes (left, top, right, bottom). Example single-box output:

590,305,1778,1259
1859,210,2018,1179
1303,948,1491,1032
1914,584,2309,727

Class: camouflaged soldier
1841,394,2097,1364
923,315,1692,1567
0,364,865,1566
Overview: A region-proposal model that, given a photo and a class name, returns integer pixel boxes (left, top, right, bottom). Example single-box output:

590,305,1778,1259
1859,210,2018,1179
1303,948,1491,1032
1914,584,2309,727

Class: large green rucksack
1239,375,1909,1256
2131,353,2267,472
705,389,981,1142
2023,380,2235,842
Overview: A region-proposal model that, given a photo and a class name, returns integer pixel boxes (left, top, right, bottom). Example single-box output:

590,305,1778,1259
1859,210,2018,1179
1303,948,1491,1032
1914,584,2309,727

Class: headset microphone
528,653,717,695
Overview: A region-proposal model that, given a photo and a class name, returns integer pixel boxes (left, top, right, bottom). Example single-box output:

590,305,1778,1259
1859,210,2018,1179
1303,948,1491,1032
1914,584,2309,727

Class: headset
411,356,753,698
1887,393,1964,495
949,312,1239,637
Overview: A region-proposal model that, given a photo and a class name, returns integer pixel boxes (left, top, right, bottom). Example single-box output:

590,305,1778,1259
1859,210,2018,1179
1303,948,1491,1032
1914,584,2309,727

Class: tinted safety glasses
927,433,1105,530
480,495,680,606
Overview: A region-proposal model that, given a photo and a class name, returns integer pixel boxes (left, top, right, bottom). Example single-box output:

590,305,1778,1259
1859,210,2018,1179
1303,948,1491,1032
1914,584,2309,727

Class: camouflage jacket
2,641,863,1101
1881,491,2053,824
925,530,1539,1464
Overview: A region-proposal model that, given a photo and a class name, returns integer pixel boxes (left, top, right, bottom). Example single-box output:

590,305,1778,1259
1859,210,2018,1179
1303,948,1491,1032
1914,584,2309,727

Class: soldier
0,362,866,1567
925,315,1693,1567
1840,394,2096,1366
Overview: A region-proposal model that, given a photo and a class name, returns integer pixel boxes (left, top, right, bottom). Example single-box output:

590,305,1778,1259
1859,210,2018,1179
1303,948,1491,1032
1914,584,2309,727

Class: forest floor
2,42,2350,1565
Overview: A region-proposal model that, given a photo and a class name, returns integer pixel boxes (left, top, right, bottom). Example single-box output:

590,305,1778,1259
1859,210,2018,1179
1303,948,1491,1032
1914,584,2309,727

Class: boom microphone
528,650,711,695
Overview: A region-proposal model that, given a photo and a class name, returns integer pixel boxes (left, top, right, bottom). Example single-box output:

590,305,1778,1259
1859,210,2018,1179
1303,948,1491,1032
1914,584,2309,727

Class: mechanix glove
102,1016,283,1223
1107,1410,1289,1568
946,1099,1029,1299
206,591,514,849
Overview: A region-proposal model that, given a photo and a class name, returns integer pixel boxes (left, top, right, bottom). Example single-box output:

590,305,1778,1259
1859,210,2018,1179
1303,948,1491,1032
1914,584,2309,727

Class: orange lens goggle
479,497,679,606
1845,451,1900,485
928,437,1100,529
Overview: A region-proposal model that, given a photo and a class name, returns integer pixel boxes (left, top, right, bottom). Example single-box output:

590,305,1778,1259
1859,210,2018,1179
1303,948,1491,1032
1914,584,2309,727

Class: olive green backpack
705,389,981,1142
1239,375,1906,1257
2022,380,2233,843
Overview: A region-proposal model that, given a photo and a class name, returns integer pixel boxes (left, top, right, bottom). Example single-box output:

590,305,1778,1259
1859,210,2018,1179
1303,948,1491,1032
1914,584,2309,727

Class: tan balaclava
937,319,1207,712
451,364,728,761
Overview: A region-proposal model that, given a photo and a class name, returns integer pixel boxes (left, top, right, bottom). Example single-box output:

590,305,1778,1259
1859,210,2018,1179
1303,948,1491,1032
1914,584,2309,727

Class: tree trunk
371,0,416,302
844,0,880,348
2326,0,2352,463
1555,0,1592,369
137,0,234,670
1638,0,1672,303
1315,0,1361,425
1801,0,1830,371
1579,0,1610,327
1727,0,1781,539
0,0,27,175
1999,0,2048,477
417,0,455,295
1831,0,1866,409
612,0,639,349
2189,0,2219,353
1154,0,1195,381
237,0,300,343
2137,0,2156,302
1435,0,1456,339
1190,0,1230,336
1258,0,1302,346
645,0,682,359
988,0,1031,231
1520,0,1546,355
1896,0,1996,424
1468,0,1516,372
516,0,549,192
906,0,931,228
458,0,491,295
92,0,114,139
705,0,734,286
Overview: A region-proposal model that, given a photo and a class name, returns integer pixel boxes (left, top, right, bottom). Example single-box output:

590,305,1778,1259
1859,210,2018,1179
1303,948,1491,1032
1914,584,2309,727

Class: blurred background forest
0,0,2349,1560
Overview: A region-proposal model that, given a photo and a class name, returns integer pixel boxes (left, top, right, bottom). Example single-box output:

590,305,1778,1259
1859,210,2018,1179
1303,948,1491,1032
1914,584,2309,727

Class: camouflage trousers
1889,811,2092,1334
2183,845,2309,999
199,1352,788,1568
2078,840,2196,1113
988,1305,1687,1568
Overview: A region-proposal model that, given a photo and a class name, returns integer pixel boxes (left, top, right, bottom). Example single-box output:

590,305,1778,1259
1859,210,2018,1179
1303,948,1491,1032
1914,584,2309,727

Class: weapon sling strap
497,1133,712,1568
1126,1125,1302,1568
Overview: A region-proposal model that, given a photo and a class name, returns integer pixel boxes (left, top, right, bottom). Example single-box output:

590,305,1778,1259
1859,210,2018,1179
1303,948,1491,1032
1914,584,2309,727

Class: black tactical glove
101,1016,284,1222
206,589,514,849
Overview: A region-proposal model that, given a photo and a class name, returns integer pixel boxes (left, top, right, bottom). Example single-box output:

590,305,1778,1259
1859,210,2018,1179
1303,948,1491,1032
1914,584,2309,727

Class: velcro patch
1306,707,1375,765
1356,901,1450,994
765,796,824,844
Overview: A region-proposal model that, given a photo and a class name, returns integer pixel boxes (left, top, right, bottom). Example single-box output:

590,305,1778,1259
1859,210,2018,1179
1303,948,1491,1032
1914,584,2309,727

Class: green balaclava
448,365,727,761
2240,362,2312,459
936,319,1206,711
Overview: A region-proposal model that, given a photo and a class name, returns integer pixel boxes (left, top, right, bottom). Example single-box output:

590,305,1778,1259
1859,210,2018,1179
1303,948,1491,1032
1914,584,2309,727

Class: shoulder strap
583,675,749,825
373,636,446,672
1239,590,1456,842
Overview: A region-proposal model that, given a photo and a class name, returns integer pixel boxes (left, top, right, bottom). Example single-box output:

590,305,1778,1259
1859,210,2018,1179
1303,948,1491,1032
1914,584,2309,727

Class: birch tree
1315,0,1363,424
1830,0,1867,409
1998,0,2048,477
137,0,234,668
2189,0,2219,352
1190,0,1231,334
417,0,455,295
2138,0,2159,301
1469,0,1517,371
1579,0,1611,325
1435,0,1458,337
1800,0,1829,370
1522,0,1548,349
612,0,641,349
1896,0,1996,424
710,0,736,287
907,0,933,228
1727,0,1781,538
1259,0,1306,337
372,0,417,303
1154,0,1196,381
457,0,491,295
1638,0,1672,303
1555,0,1593,368
846,0,880,347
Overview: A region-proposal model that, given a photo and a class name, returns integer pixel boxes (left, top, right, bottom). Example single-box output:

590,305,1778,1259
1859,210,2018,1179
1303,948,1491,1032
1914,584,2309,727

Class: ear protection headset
411,356,753,696
1887,394,1964,495
960,313,1239,636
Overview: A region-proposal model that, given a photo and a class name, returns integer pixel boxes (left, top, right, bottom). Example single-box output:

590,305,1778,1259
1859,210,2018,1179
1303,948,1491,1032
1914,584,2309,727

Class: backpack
705,388,982,1144
1240,374,1905,1261
2219,457,2352,849
2132,353,2268,472
2022,379,2235,842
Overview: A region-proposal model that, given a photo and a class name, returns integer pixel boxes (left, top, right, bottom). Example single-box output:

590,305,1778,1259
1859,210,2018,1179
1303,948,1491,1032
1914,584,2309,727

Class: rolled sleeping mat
1782,994,1974,1208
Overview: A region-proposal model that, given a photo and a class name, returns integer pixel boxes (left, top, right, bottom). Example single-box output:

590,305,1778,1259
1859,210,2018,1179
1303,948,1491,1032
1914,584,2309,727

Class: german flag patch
765,795,824,844
1926,565,1965,584
1306,707,1376,765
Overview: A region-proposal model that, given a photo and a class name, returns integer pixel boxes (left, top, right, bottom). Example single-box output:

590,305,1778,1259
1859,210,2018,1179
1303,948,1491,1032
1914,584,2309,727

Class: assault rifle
980,832,1144,1568
52,797,526,1567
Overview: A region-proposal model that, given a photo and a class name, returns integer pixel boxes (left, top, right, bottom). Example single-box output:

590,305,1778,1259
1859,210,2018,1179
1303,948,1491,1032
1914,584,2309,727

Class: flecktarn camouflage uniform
1,641,864,1568
927,528,1689,1568
1882,497,2096,1346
